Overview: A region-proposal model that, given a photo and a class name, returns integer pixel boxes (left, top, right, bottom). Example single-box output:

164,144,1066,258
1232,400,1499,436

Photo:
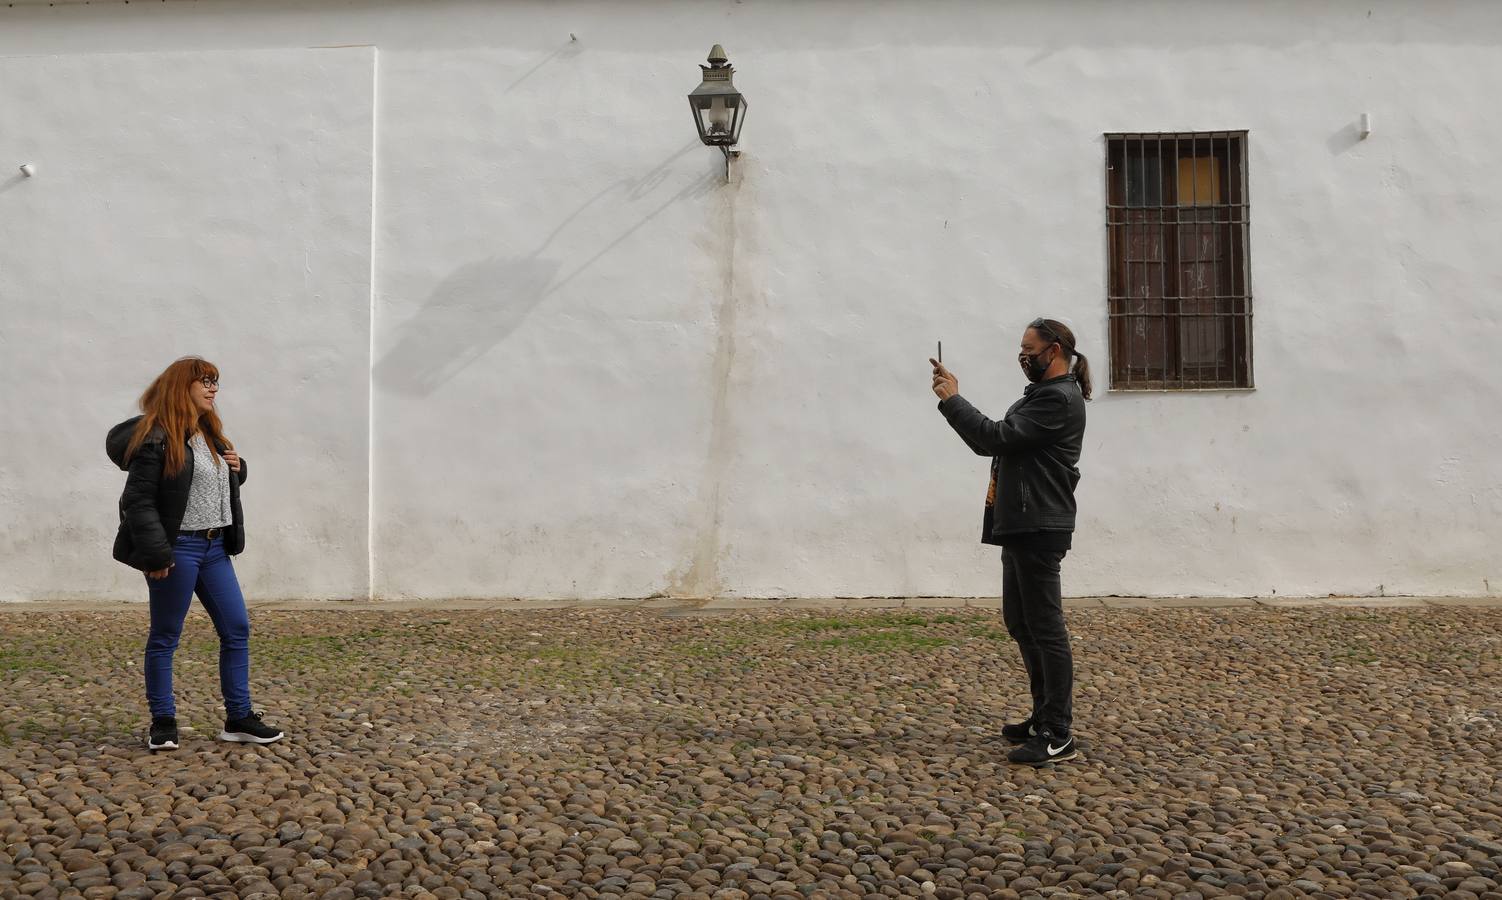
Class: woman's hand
223,449,241,472
930,358,959,401
147,565,174,581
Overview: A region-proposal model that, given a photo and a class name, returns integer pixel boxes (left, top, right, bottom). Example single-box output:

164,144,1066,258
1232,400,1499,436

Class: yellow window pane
1178,156,1222,206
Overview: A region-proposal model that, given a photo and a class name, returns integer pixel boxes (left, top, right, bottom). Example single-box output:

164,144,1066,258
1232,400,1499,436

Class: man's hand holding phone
931,356,959,401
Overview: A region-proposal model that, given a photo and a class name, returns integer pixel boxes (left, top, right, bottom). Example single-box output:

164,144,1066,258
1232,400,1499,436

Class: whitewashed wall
0,47,374,601
1,1,1498,601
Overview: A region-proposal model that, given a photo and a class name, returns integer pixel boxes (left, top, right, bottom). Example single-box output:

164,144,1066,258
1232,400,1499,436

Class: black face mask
1020,349,1053,383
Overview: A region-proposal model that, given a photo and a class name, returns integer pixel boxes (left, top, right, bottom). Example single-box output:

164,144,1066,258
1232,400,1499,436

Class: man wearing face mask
929,318,1092,766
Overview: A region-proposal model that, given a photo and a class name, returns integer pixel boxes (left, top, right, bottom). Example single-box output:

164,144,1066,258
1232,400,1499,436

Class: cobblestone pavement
1,604,1499,899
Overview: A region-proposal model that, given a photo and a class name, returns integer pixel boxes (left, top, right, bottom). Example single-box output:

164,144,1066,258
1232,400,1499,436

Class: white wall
1,1,1498,601
0,47,375,600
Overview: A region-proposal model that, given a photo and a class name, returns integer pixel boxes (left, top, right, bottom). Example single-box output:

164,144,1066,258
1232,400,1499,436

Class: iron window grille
1106,131,1252,390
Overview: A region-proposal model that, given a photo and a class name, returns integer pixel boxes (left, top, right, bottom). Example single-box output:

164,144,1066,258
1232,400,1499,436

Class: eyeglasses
198,376,219,389
1029,317,1072,351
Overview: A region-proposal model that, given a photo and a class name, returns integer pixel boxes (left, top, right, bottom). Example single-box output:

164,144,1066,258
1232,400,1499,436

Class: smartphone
937,341,943,364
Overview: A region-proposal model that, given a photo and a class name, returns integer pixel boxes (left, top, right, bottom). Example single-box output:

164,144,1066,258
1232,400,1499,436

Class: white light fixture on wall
1359,113,1372,139
19,164,35,177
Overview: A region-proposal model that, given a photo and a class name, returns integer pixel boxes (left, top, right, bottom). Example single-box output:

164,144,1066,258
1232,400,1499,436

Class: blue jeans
144,534,253,719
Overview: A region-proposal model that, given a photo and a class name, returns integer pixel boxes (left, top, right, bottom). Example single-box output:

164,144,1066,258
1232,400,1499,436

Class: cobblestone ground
1,605,1500,900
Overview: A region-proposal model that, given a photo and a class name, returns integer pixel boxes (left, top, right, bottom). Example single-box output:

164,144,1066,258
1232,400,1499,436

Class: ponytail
1072,351,1093,401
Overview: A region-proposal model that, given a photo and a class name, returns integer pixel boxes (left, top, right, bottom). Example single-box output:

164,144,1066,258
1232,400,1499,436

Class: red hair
127,357,233,476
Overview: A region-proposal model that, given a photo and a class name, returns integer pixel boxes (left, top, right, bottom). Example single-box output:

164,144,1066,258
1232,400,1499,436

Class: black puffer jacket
106,416,248,571
938,374,1086,544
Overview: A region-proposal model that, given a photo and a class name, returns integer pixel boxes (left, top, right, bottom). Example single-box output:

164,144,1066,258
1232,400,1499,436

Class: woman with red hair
107,357,284,751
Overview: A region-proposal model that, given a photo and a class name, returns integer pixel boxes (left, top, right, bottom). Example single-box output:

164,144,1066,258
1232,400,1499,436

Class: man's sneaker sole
218,729,284,744
147,738,179,752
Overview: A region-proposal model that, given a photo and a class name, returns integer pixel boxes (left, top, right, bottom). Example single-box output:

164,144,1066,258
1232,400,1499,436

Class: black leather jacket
106,416,248,570
938,375,1085,544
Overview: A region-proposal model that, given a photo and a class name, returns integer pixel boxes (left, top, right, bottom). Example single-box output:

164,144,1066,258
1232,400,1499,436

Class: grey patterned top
180,433,233,530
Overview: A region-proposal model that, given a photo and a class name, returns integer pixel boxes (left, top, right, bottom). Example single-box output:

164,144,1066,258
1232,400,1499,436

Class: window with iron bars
1106,132,1252,390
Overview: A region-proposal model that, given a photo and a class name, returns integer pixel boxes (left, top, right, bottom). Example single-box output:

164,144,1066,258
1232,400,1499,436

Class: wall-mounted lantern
688,44,747,178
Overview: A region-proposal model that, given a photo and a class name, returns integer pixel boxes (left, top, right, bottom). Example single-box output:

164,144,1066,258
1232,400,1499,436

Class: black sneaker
1000,719,1037,744
1008,727,1077,766
147,716,179,752
219,712,285,745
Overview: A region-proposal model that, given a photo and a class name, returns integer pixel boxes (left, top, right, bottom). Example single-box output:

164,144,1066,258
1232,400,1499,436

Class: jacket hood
106,416,144,471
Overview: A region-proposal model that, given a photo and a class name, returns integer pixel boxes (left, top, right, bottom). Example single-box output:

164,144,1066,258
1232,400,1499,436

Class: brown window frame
1106,131,1253,390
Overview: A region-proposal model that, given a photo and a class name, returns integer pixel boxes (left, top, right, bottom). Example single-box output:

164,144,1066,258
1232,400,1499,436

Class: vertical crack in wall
670,165,740,599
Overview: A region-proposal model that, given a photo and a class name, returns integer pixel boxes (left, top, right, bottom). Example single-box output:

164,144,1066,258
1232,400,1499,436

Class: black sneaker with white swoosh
1007,727,1077,766
219,712,285,745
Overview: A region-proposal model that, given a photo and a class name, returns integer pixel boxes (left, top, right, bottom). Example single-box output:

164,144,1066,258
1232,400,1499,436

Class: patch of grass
0,717,49,745
778,618,865,633
813,631,949,652
670,634,756,660
246,629,402,687
968,625,1011,642
675,642,730,659
256,631,388,660
498,642,650,695
698,613,970,653
0,647,65,674
776,613,931,633
528,645,605,663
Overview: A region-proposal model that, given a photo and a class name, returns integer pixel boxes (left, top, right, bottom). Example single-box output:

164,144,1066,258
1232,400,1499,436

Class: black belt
179,527,225,540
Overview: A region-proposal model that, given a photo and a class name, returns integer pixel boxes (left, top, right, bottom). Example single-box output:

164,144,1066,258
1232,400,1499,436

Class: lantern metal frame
687,44,747,178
